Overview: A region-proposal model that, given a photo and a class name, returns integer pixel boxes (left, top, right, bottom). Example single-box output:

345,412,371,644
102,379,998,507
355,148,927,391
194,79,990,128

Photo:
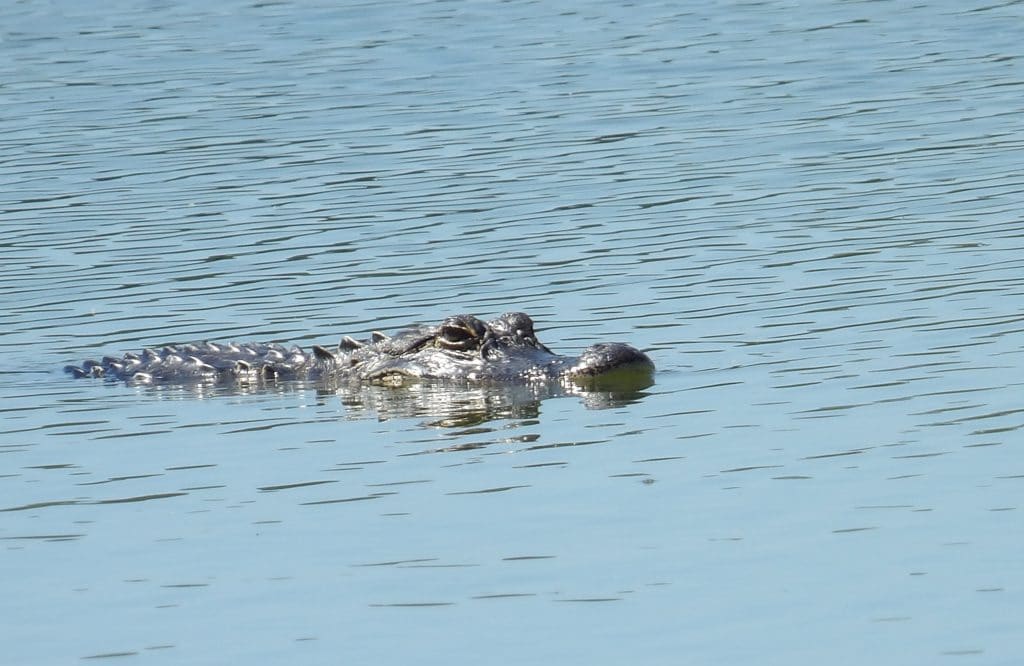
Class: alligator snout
570,343,655,377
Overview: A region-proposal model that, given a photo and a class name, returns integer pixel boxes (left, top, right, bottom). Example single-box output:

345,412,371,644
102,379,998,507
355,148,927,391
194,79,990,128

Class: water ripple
3,0,1023,663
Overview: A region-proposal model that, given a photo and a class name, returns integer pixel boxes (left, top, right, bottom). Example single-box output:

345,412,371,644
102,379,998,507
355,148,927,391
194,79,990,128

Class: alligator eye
441,325,472,340
435,315,488,350
437,324,479,350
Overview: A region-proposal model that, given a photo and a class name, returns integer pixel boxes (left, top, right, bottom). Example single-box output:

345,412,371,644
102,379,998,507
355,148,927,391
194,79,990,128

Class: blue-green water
2,1,1023,664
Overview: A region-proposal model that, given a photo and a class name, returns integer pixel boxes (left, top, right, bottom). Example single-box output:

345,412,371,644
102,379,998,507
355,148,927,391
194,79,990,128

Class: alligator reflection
137,373,654,428
337,375,654,427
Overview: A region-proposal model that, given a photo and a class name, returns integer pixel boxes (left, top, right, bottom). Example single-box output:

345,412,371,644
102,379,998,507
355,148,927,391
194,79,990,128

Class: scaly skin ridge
66,312,653,385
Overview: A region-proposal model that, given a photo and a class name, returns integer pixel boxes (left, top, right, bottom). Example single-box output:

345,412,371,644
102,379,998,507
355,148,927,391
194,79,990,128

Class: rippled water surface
3,0,1023,664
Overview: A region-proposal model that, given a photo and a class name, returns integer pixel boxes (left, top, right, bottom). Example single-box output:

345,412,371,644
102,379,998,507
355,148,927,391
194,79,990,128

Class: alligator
65,311,654,387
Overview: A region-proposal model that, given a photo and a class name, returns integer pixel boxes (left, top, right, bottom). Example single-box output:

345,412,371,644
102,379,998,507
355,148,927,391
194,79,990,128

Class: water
2,0,1023,663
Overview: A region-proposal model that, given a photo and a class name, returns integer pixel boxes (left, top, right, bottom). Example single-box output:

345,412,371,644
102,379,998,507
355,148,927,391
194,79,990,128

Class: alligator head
346,312,654,386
